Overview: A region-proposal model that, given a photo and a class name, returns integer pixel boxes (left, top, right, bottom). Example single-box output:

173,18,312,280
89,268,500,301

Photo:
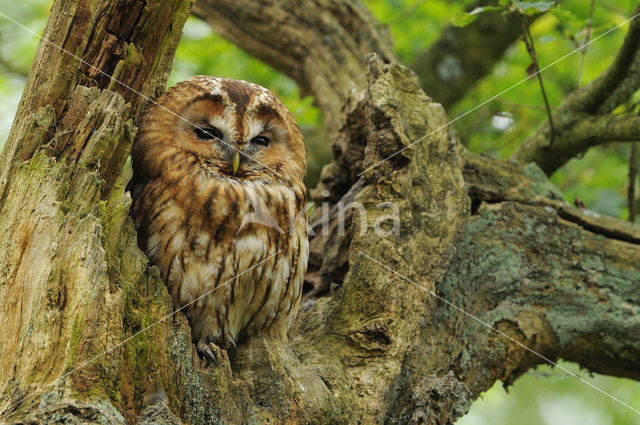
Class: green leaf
513,1,556,14
470,6,505,14
451,10,479,27
451,6,504,27
550,7,578,25
550,7,585,39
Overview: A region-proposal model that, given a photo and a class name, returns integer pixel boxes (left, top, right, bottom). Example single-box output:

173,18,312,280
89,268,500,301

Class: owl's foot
196,340,221,366
195,337,237,367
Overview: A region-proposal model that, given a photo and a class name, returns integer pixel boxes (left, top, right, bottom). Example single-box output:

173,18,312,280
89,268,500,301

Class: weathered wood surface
0,0,193,422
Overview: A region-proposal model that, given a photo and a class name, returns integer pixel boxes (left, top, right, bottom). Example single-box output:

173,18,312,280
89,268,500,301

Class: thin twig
629,142,638,222
578,0,596,87
522,15,555,147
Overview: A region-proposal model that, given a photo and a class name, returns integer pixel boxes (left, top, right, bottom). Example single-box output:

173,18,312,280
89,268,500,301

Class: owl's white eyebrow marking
263,123,277,132
246,118,268,140
207,115,235,140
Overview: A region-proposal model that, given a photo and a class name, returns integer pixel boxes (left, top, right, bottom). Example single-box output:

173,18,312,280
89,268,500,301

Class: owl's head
132,76,306,187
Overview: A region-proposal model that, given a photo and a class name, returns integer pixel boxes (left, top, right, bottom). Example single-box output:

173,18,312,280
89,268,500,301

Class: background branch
521,14,555,146
577,0,596,87
571,113,640,142
410,0,539,109
192,0,395,138
514,6,640,174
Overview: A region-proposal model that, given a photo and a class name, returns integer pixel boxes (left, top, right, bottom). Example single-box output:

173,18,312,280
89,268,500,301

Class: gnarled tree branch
459,153,640,386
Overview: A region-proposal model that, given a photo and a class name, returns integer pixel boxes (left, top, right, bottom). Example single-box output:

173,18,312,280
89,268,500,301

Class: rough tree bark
1,1,639,425
0,0,195,422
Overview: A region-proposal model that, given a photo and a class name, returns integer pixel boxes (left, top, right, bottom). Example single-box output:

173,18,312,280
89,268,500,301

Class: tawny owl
127,76,308,363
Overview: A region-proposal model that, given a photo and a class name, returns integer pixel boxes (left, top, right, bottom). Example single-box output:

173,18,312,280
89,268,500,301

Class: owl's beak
232,152,241,175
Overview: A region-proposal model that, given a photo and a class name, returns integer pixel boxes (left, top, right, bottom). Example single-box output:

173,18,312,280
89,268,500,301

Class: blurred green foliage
0,1,49,145
0,0,639,423
457,361,640,425
444,0,639,220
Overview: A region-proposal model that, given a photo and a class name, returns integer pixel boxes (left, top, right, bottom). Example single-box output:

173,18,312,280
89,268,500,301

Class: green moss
109,45,144,91
33,105,56,128
65,308,87,373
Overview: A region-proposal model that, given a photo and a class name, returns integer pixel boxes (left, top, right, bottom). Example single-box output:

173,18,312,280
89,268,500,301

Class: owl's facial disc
190,122,274,179
167,90,303,184
191,123,239,173
229,128,274,177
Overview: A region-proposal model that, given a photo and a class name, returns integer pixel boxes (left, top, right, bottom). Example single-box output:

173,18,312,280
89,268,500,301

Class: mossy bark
0,0,195,423
1,0,640,424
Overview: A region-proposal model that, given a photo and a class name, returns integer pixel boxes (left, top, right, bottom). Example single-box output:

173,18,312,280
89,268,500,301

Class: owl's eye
251,135,270,147
194,126,223,141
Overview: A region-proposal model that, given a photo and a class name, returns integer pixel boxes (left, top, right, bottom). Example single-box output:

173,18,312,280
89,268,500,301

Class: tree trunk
0,0,195,422
1,1,639,424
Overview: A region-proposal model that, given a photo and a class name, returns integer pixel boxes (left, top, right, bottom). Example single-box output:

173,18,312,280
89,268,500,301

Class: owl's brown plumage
128,76,308,361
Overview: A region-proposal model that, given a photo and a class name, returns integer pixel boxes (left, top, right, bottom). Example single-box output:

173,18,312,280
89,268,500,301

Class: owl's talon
226,336,237,360
197,341,218,366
